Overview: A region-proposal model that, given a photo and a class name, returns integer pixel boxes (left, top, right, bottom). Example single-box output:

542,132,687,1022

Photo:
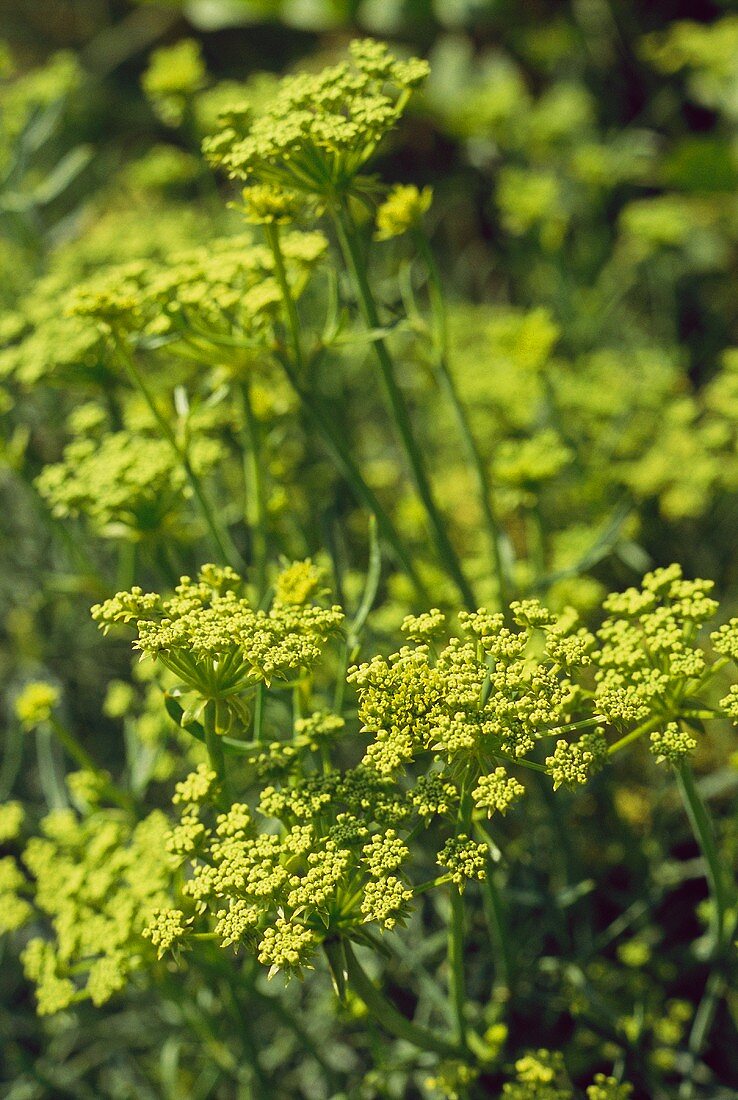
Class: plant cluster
2,16,738,1100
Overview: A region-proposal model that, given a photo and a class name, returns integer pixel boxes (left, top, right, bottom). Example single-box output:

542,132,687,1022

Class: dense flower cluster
92,562,343,731
36,431,223,537
72,561,738,991
14,681,59,728
203,39,428,196
500,1050,632,1099
16,809,173,1013
375,183,433,241
349,565,733,799
151,762,418,977
141,39,207,126
4,22,738,1094
66,229,327,345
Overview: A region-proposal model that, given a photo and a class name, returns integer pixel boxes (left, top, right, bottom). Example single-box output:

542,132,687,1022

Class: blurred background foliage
2,1,738,1097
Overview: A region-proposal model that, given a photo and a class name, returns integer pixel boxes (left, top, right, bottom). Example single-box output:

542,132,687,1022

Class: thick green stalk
50,717,133,812
414,229,513,610
264,222,304,369
448,887,468,1050
112,335,242,570
343,941,463,1059
675,762,736,1097
252,682,265,743
484,871,513,997
203,701,231,805
332,199,476,611
676,763,731,952
275,352,430,603
240,380,269,598
607,715,664,756
115,540,137,592
264,222,429,603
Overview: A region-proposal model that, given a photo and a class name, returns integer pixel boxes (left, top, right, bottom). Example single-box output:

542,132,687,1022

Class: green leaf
164,691,205,742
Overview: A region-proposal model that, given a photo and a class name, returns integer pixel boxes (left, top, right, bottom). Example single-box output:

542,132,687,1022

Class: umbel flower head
20,808,174,1014
36,431,224,540
141,39,207,126
375,183,433,241
91,561,343,731
203,39,429,199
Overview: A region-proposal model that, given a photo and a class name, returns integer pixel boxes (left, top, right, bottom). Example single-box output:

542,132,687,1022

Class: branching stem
332,198,475,610
343,941,463,1059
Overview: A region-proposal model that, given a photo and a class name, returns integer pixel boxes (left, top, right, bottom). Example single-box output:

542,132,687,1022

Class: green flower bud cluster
642,16,738,120
649,722,697,764
496,1049,633,1099
237,183,315,225
472,767,525,816
143,907,190,959
0,800,24,842
18,563,733,1002
592,566,718,727
375,184,433,241
149,760,418,978
141,39,207,127
91,562,343,712
14,681,59,728
36,431,223,539
494,428,573,499
437,835,488,889
425,1059,479,1100
66,229,327,346
203,39,429,197
0,855,32,935
0,189,233,387
502,1049,571,1099
440,303,738,571
401,607,446,641
546,730,607,791
350,605,569,775
18,808,174,1013
349,565,736,792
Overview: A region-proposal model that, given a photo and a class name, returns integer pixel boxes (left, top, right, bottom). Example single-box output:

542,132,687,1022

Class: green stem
240,380,269,598
203,701,231,804
265,221,304,369
414,872,453,896
546,717,603,737
481,864,513,997
498,753,549,775
675,762,736,1097
116,540,137,592
49,717,133,812
607,715,664,756
675,763,730,953
332,199,475,610
276,351,430,603
264,220,429,602
528,502,548,585
448,887,468,1049
252,682,265,743
343,941,463,1059
112,335,241,570
414,230,513,610
448,783,473,1049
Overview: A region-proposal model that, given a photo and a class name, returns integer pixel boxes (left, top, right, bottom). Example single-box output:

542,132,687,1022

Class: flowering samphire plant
5,557,738,1096
3,29,738,1100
